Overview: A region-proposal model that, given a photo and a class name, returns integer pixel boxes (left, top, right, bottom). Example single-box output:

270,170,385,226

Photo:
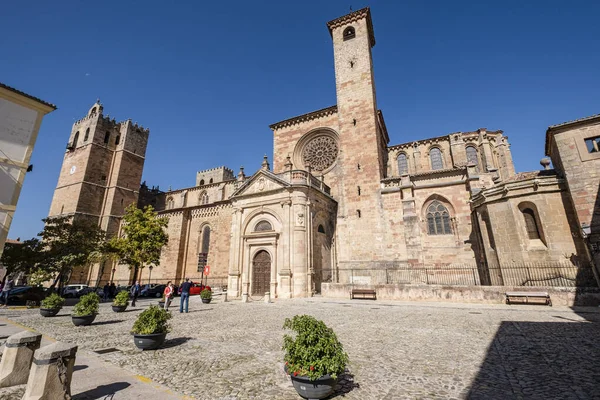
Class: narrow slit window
397,153,408,175
104,132,110,144
522,208,541,240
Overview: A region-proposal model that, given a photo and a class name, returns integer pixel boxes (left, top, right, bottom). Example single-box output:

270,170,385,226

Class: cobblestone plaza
1,297,599,399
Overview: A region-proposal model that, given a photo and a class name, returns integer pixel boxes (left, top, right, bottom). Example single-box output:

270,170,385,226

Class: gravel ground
1,296,599,400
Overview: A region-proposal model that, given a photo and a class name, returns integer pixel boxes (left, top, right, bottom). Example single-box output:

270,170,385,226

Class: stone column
293,201,308,297
228,207,243,297
22,342,78,400
0,331,42,387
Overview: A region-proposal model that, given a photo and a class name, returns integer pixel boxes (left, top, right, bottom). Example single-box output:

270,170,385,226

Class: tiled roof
548,113,600,129
269,105,337,131
0,82,56,109
504,169,557,183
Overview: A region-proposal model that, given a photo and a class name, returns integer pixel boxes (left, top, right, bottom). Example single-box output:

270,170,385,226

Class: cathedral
48,8,600,299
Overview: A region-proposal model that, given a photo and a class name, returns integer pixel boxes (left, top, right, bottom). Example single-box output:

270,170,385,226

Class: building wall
547,119,600,233
0,84,55,258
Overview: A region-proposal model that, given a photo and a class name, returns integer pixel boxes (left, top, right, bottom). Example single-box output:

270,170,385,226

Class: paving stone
0,298,599,399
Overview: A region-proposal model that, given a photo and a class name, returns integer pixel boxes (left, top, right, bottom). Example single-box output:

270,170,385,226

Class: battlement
196,166,235,186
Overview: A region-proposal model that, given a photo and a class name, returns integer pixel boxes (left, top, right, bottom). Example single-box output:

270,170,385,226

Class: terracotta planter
40,308,61,317
112,304,128,313
133,332,167,350
201,298,211,304
289,372,338,399
72,314,96,326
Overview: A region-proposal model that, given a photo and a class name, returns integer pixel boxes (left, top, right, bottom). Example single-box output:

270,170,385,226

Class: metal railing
317,261,597,288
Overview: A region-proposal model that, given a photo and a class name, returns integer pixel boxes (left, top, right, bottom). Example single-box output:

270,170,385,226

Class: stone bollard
223,291,228,302
264,291,270,304
242,292,248,303
0,330,42,387
22,342,78,400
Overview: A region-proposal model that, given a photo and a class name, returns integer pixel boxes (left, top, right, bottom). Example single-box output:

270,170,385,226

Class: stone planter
39,308,61,317
201,298,211,304
72,314,96,326
289,373,338,399
112,304,128,313
132,332,167,350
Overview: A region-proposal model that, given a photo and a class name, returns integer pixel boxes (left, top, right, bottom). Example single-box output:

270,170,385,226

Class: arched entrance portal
252,250,271,296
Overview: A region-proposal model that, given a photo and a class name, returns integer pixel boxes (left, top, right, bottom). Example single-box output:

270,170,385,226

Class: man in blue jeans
179,278,192,313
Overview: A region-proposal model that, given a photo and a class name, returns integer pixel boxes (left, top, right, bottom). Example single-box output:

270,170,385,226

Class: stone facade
49,7,599,294
47,101,149,284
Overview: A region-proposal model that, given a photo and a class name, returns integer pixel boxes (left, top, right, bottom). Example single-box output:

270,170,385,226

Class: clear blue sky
2,0,599,240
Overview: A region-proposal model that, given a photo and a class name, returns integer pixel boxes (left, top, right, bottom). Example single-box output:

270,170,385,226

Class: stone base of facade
322,283,600,307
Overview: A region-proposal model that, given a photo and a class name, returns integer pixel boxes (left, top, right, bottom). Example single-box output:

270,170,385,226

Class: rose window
302,136,339,172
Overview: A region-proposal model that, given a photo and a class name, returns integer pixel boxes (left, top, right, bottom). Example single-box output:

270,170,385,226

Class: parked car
178,282,211,296
77,287,103,298
6,286,49,306
141,284,166,298
63,284,87,298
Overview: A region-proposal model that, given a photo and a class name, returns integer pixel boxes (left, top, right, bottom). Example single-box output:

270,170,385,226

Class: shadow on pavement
467,321,600,399
72,382,130,399
327,370,359,399
73,364,89,372
162,336,193,349
91,320,124,326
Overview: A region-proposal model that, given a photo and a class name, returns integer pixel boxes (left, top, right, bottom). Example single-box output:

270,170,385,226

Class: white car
63,284,87,298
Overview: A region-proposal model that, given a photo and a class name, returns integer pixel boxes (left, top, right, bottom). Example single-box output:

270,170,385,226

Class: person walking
179,278,192,313
163,281,174,310
1,278,14,307
109,282,116,299
130,281,141,307
103,282,110,302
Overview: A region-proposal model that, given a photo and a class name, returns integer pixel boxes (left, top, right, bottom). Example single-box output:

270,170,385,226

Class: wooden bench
505,291,552,306
350,288,377,300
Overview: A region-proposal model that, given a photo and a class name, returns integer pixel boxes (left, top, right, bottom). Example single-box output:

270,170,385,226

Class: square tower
328,8,389,266
48,101,149,236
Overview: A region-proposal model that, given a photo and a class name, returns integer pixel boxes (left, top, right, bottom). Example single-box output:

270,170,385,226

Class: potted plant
283,315,349,399
72,293,99,326
112,290,129,312
40,292,65,317
131,305,171,350
200,288,212,304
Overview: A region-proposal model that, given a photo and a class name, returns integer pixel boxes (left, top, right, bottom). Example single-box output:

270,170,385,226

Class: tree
39,215,106,289
0,238,43,283
108,205,168,284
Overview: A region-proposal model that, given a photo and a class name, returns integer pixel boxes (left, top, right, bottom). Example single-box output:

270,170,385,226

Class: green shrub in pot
112,290,129,307
41,293,65,309
73,293,100,317
131,305,171,335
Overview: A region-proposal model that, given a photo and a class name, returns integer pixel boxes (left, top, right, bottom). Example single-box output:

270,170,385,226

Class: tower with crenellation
47,100,149,282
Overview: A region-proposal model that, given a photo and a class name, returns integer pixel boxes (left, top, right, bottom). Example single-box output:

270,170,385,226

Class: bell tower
48,101,149,237
328,8,389,267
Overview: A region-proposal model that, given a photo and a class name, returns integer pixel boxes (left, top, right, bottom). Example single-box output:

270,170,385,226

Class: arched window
343,26,355,40
254,220,272,232
430,148,444,170
83,128,90,142
522,208,541,240
209,178,213,184
426,201,452,235
115,135,120,145
104,131,110,144
90,107,96,115
200,191,209,205
201,226,211,254
166,197,174,210
397,153,408,175
199,179,205,186
72,131,80,148
318,224,325,234
466,146,479,171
